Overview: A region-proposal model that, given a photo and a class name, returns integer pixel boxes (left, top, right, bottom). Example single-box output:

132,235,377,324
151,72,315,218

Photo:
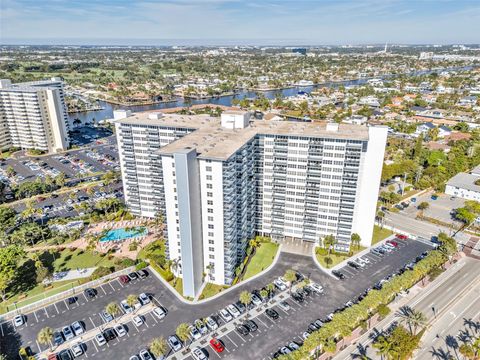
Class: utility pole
402,172,407,196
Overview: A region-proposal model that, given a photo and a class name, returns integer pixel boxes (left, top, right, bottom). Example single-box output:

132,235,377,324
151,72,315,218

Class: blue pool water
100,227,147,242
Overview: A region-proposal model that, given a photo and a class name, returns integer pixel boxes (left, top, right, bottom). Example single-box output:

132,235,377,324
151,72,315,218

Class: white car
139,349,154,360
152,306,166,320
354,259,366,267
133,316,144,326
139,293,150,305
189,325,201,340
278,301,291,312
120,300,133,314
205,316,218,331
95,333,107,346
273,278,287,291
168,335,183,351
227,304,241,318
13,315,24,327
114,324,127,337
384,243,396,250
289,342,300,350
71,321,84,336
71,342,84,357
195,319,208,335
192,347,208,360
62,325,75,341
251,293,262,306
302,332,310,340
361,257,371,264
309,282,324,294
219,308,233,323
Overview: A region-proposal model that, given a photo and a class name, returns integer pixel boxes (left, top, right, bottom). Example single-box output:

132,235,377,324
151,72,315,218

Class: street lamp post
432,305,436,320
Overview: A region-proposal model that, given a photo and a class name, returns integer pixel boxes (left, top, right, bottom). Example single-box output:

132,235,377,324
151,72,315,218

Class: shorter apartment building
446,165,480,201
0,78,70,153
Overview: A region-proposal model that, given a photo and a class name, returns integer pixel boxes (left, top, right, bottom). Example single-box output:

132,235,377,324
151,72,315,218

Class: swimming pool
100,227,147,242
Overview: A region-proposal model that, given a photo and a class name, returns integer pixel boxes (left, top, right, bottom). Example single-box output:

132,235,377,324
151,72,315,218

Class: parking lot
0,237,433,360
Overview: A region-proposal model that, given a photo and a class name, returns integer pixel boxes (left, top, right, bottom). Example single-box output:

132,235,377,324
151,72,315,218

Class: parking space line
108,282,115,291
255,316,269,328
225,333,238,347
33,311,39,322
54,302,60,314
92,340,99,352
64,299,70,310
44,307,49,318
116,279,124,288
82,292,89,302
100,285,107,295
36,340,42,353
89,316,96,329
150,312,159,324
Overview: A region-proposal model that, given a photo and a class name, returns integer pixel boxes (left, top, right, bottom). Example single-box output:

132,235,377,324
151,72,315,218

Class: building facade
0,78,70,153
115,111,387,297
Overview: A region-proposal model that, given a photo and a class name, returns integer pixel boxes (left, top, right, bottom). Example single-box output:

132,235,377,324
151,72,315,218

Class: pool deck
70,219,159,259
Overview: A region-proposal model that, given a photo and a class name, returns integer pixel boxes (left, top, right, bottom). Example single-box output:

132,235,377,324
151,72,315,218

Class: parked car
234,301,247,314
273,278,287,291
103,328,117,341
347,261,360,269
395,234,408,240
153,306,166,319
13,315,24,327
70,342,84,357
332,270,346,280
138,293,150,305
137,269,149,279
195,319,208,335
168,335,183,351
71,321,84,336
236,324,250,336
58,349,74,360
244,319,258,332
101,310,114,322
128,272,138,281
205,316,218,331
219,308,233,323
278,301,291,311
265,308,279,320
114,323,127,337
133,316,144,326
192,346,208,360
95,333,107,346
251,293,262,306
119,275,130,284
309,282,324,294
84,288,96,299
62,325,74,341
120,300,133,314
139,349,154,360
189,325,201,340
227,304,241,318
53,331,64,346
210,338,224,353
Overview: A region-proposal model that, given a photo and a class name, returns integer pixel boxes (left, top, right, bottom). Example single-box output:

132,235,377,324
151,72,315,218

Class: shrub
377,303,391,318
316,247,328,256
135,261,148,270
120,258,135,268
90,266,113,280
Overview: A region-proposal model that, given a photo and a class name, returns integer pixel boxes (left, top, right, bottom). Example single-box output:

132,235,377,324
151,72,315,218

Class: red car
119,275,130,284
395,234,408,240
387,240,399,247
210,338,224,353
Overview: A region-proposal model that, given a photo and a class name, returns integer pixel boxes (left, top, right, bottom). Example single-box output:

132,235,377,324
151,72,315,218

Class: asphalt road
0,238,432,360
334,256,480,360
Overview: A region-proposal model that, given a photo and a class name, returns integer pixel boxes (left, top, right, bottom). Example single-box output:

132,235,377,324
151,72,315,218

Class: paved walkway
49,268,96,282
279,238,314,256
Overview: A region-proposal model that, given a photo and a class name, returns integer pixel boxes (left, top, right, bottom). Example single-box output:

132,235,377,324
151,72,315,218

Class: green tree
149,336,168,358
176,323,190,346
283,269,297,294
239,290,252,310
396,307,426,335
351,233,361,250
454,207,476,225
324,256,333,268
0,245,25,301
127,294,138,311
323,234,337,254
106,302,120,321
417,202,429,211
54,172,66,187
37,327,53,350
377,304,391,318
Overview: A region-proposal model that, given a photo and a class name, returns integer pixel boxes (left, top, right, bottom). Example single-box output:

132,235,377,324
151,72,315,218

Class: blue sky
1,0,479,45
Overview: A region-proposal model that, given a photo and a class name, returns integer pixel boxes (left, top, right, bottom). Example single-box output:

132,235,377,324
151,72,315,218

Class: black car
347,261,360,269
67,296,77,304
265,308,279,320
295,271,304,283
308,323,320,332
236,325,250,336
53,331,64,346
297,288,307,297
84,288,96,299
128,272,138,281
244,319,258,332
292,293,304,303
137,269,149,279
103,328,117,341
58,349,74,360
303,286,312,296
332,270,346,280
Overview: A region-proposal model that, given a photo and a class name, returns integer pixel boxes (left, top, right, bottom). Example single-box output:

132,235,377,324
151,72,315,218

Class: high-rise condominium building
0,78,70,153
115,111,387,297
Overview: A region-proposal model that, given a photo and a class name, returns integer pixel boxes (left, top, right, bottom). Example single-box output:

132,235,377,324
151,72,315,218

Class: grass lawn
168,277,183,295
243,242,279,280
0,279,86,314
315,246,366,269
198,283,229,300
48,248,117,272
372,225,394,245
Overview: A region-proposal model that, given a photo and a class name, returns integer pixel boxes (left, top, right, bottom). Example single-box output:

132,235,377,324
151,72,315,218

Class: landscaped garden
243,241,279,280
372,225,394,245
315,245,366,269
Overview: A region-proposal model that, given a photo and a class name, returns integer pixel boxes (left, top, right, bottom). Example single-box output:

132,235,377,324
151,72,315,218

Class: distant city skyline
1,0,480,45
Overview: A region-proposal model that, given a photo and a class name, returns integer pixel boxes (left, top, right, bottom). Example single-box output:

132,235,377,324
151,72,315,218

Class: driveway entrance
279,237,315,256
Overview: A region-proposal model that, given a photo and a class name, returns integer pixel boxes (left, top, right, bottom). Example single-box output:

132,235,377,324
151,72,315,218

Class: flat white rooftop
116,111,370,161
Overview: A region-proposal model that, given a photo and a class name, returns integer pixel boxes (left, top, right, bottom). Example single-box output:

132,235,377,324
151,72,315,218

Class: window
209,247,214,252
207,184,213,189
206,175,212,180
206,166,212,172
207,208,213,213
207,192,213,197
209,255,215,259
207,200,213,205
208,216,214,221
208,224,214,229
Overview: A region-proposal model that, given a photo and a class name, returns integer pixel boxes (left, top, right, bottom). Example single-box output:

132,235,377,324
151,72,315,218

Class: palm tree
373,336,395,360
37,327,53,350
429,347,453,360
351,343,371,359
396,306,427,335
351,233,361,250
266,283,275,297
239,290,252,311
106,302,120,322
127,294,138,312
323,234,337,254
176,323,190,348
283,269,297,294
149,336,168,358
